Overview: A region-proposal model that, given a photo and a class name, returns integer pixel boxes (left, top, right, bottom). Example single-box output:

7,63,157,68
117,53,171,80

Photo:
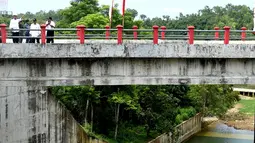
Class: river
185,122,254,143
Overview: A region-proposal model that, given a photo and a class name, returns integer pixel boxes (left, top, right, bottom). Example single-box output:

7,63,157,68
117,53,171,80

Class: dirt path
223,116,254,131
226,103,243,114
222,97,254,131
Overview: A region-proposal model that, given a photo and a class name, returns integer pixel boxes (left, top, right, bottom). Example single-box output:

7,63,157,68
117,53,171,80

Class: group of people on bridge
7,13,56,43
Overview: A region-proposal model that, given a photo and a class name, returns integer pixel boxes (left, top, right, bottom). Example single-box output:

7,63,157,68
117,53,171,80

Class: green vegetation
51,85,239,142
238,99,255,114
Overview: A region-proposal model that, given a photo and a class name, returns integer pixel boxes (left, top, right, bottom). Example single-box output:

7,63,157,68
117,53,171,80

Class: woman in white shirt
30,18,41,43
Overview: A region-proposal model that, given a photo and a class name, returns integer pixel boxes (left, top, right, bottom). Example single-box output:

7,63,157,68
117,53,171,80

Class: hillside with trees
0,0,247,142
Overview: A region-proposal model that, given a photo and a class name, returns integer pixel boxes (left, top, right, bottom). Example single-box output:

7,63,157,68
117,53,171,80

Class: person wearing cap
24,20,31,43
19,20,24,43
9,13,22,43
29,18,41,43
46,17,55,43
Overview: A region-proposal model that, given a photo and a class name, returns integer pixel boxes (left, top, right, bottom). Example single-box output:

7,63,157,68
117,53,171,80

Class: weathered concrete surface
1,58,255,86
2,42,255,58
0,86,106,143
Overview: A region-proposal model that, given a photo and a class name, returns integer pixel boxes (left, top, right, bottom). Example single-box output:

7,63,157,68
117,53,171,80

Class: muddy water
185,122,254,143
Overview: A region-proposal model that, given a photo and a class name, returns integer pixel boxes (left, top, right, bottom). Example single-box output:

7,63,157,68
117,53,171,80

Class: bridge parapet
1,24,255,45
1,41,255,58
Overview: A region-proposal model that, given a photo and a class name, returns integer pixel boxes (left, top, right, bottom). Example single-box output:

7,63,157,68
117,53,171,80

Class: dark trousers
30,38,40,43
47,30,54,43
12,32,19,43
25,33,30,43
19,32,23,43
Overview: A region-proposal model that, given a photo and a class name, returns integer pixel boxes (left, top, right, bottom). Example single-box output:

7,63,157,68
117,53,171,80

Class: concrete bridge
233,88,255,97
1,24,255,142
1,40,255,86
1,40,255,142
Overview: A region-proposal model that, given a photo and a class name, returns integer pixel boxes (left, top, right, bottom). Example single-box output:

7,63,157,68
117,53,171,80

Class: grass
233,84,255,89
238,99,255,115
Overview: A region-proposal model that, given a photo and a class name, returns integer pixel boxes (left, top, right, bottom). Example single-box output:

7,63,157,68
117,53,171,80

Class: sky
3,0,255,18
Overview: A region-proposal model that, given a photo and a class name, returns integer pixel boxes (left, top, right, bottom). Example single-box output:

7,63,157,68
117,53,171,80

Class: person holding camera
46,17,55,43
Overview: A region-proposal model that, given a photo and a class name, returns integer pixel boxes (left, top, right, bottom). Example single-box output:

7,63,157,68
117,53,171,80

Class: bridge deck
5,39,255,44
2,40,255,59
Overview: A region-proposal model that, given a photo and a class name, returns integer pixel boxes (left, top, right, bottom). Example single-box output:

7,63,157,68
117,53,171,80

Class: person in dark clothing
19,21,24,43
24,20,30,43
46,17,55,43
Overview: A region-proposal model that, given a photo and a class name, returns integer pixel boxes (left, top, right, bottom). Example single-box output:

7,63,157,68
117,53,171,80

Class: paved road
5,39,255,44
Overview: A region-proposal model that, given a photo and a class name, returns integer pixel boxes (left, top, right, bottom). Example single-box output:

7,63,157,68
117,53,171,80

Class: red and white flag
122,0,126,16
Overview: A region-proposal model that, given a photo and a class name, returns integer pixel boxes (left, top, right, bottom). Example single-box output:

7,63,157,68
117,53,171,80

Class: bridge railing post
117,25,123,44
77,25,85,44
133,25,138,40
40,24,46,44
0,24,7,43
241,27,247,41
214,27,220,40
188,26,195,44
161,26,166,40
105,25,110,40
76,26,80,40
224,26,230,44
153,25,159,44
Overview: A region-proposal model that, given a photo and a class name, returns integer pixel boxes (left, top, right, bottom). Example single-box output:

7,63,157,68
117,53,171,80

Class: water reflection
185,122,254,143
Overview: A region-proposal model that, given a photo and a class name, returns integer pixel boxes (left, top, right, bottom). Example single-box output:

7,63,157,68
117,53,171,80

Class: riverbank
221,96,254,131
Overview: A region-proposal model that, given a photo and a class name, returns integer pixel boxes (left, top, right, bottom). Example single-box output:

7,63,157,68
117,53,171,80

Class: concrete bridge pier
0,85,90,143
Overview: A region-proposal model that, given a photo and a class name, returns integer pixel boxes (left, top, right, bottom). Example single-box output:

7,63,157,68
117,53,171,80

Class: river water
185,122,254,143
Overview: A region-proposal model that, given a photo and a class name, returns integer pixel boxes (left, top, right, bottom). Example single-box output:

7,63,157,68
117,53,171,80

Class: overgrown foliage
51,84,239,142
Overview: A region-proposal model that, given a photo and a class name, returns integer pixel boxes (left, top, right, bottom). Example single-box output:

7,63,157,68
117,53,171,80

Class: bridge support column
0,85,90,143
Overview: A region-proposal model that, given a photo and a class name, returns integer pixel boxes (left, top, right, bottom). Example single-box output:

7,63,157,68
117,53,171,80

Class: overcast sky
4,0,255,18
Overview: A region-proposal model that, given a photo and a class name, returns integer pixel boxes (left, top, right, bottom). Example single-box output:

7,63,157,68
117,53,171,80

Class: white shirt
9,18,22,32
45,21,55,29
30,23,41,37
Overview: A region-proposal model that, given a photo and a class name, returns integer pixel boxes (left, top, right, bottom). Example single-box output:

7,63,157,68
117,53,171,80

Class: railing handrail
0,24,254,44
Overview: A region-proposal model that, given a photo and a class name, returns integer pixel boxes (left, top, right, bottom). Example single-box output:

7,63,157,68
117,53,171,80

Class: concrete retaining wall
148,113,202,143
0,86,106,143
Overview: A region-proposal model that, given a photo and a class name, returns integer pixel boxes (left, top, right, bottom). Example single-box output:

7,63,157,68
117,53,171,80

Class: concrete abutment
0,85,101,143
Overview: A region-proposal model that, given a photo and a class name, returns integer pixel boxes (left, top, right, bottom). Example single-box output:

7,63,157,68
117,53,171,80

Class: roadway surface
5,39,255,44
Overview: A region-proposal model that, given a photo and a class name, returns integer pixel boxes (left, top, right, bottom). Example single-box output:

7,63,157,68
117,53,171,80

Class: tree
108,86,140,139
138,86,179,136
70,13,109,28
60,0,99,24
126,8,138,19
187,85,239,117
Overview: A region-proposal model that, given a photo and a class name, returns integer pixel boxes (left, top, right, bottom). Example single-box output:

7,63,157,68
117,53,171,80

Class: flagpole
122,0,126,27
109,0,114,29
122,15,124,27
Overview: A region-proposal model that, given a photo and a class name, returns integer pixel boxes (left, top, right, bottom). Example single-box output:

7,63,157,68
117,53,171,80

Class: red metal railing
0,24,254,45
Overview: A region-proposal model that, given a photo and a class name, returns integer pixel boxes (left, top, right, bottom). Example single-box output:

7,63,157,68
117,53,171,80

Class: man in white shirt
30,18,41,43
46,17,55,43
9,13,22,43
